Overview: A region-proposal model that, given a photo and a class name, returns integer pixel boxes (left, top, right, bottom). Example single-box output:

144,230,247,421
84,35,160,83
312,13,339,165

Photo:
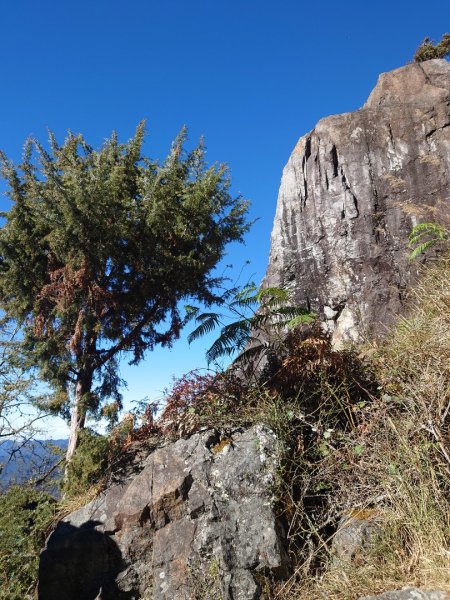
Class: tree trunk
65,371,92,466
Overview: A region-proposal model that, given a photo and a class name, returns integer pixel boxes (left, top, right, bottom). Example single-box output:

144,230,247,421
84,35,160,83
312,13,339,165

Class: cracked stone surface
263,59,450,346
359,588,450,600
38,426,290,600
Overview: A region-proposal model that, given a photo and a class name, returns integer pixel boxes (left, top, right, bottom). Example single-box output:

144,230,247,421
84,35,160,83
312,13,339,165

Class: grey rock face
264,59,450,346
39,426,289,600
359,588,450,600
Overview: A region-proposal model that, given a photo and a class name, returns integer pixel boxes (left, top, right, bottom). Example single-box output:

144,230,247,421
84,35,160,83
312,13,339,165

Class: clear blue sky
1,0,449,436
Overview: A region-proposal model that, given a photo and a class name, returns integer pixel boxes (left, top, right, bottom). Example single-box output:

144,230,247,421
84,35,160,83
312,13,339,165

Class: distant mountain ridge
0,438,67,490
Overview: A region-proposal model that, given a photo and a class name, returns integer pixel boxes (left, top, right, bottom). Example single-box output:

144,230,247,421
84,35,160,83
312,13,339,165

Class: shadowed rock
38,520,132,600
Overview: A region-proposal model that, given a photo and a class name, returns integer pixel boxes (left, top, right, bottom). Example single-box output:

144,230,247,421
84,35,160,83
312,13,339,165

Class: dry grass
48,483,103,532
279,421,450,599
276,256,450,600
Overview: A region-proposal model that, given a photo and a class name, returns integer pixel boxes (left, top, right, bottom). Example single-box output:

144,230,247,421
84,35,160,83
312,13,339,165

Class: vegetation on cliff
281,254,450,599
123,254,449,599
0,24,449,600
409,223,450,259
0,486,55,600
414,33,450,62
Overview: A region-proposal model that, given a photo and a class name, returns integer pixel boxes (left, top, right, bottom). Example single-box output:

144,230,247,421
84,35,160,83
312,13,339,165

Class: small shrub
158,369,250,436
278,256,450,599
414,33,450,62
0,486,56,600
63,428,109,498
124,257,448,600
267,324,377,432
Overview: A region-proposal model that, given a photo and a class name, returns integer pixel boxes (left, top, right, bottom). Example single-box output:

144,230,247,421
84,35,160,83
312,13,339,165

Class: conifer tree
0,123,249,464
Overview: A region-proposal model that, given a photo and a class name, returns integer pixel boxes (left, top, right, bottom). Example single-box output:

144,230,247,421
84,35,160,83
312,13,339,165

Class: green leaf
286,313,316,328
257,287,290,303
188,313,221,344
353,444,364,456
408,222,449,260
206,319,251,363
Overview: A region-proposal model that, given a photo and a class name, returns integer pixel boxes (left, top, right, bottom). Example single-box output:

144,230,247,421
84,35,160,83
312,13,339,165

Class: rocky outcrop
359,588,450,600
39,426,289,600
264,59,450,346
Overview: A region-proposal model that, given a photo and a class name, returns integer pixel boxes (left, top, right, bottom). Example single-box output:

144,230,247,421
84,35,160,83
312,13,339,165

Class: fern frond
206,320,251,363
286,313,316,328
409,240,438,260
195,312,221,322
257,287,290,301
233,342,266,366
188,313,221,343
257,287,291,309
261,306,315,331
409,222,442,235
220,286,241,303
229,284,258,309
271,306,311,318
189,281,313,367
250,313,272,330
409,222,449,260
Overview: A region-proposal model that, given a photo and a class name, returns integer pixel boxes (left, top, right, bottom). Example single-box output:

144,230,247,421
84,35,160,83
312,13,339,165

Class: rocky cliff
264,59,450,346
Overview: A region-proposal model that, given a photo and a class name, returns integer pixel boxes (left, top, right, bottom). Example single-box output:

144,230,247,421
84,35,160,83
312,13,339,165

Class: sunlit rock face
264,59,450,346
39,426,289,600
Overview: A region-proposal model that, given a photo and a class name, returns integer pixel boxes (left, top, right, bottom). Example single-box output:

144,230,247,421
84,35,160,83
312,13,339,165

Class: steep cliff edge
264,59,450,346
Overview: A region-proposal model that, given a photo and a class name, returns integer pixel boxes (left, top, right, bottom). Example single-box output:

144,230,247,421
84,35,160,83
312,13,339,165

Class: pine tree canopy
0,122,250,426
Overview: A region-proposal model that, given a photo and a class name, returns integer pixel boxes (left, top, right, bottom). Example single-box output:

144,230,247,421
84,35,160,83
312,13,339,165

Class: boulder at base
39,426,290,600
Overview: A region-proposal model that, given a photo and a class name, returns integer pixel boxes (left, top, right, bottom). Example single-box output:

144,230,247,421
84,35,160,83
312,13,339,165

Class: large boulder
38,426,290,600
264,59,450,346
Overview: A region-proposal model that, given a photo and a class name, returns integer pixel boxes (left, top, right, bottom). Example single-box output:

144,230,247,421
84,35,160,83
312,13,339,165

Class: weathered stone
332,508,383,561
263,59,450,347
359,588,450,600
39,426,290,600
